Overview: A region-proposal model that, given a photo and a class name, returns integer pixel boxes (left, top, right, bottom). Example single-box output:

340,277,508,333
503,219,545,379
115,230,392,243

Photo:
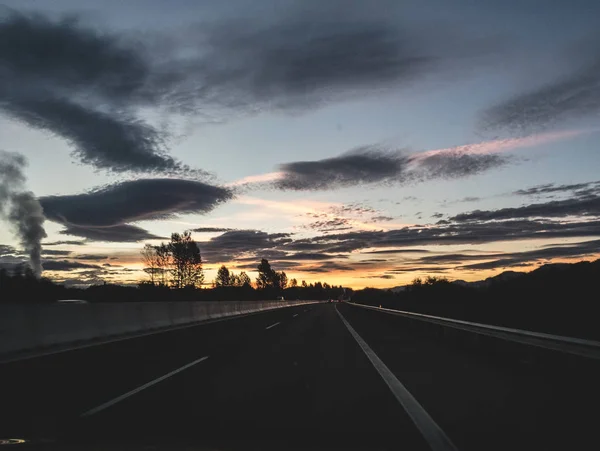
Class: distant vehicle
277,296,285,301
57,299,88,304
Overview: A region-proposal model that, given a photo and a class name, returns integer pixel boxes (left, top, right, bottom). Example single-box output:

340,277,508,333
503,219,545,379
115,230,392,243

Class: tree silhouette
141,244,160,284
256,258,276,289
169,231,204,288
290,278,298,288
238,271,252,287
278,271,288,290
215,265,231,287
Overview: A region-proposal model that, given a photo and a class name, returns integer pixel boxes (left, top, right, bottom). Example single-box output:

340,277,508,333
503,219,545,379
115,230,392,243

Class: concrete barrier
0,300,319,358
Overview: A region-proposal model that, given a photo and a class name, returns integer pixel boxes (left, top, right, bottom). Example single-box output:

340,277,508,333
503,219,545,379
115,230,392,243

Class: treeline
351,260,600,340
139,232,350,301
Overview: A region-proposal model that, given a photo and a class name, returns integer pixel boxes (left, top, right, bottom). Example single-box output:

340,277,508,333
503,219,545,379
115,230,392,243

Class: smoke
0,151,47,276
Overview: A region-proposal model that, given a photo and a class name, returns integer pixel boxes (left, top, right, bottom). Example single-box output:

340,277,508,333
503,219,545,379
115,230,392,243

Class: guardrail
346,302,600,360
0,300,321,361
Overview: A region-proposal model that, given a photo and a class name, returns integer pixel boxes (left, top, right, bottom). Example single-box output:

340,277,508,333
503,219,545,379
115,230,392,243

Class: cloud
513,181,600,197
0,7,494,175
0,12,196,174
40,178,233,227
59,224,162,242
42,260,102,271
41,249,72,256
303,261,357,273
0,244,17,256
457,239,600,270
274,144,511,191
451,195,600,222
275,148,409,190
411,152,509,180
198,230,292,263
42,240,86,246
481,59,600,131
72,254,110,261
192,227,233,233
371,215,394,222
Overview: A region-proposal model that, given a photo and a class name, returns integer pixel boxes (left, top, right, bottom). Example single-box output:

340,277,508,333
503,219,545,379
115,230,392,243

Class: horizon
2,0,600,289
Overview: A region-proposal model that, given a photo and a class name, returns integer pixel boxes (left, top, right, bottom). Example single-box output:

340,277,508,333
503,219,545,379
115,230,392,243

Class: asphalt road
1,302,599,451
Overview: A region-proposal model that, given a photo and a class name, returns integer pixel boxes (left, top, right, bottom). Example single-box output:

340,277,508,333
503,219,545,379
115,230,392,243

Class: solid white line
293,314,299,318
80,355,210,417
335,306,457,451
265,322,281,330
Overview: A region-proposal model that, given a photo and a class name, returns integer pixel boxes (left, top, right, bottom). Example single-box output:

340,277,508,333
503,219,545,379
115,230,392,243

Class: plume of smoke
0,151,47,276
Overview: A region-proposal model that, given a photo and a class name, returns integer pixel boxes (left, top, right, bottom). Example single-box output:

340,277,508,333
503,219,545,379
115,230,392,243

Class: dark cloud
0,244,17,256
72,254,110,261
40,178,233,228
303,217,352,232
276,148,409,190
412,152,510,180
292,219,600,255
451,195,600,222
41,249,72,256
59,224,162,243
4,96,187,174
42,260,102,271
276,253,346,261
0,7,494,175
432,213,444,218
364,248,431,254
0,12,194,174
481,58,600,132
457,239,600,270
275,147,510,191
199,230,292,263
513,181,600,198
371,215,394,222
303,261,357,273
192,227,233,233
42,240,86,246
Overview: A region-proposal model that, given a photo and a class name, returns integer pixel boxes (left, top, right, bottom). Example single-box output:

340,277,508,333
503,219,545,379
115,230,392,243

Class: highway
1,302,599,450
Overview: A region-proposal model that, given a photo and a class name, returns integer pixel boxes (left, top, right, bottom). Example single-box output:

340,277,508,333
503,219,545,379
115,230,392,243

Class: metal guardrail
346,302,600,360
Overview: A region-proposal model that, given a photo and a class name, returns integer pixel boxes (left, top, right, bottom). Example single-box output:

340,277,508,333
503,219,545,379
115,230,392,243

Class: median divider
0,300,321,361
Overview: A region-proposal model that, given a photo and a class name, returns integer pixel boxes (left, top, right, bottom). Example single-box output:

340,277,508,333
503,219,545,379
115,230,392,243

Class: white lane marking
80,355,210,417
293,314,299,318
335,306,457,451
265,322,281,330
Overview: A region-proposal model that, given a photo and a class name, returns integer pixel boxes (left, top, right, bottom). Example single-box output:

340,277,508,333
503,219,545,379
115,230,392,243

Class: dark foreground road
1,302,599,451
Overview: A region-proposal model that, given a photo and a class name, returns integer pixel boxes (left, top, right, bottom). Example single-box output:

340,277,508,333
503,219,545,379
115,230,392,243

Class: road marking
265,322,281,330
335,306,457,451
80,355,210,417
293,314,299,318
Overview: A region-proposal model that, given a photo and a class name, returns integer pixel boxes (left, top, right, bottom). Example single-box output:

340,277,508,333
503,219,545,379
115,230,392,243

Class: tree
278,271,288,290
215,265,231,287
229,273,241,287
301,280,308,288
141,244,160,284
256,258,276,289
168,231,204,288
155,243,171,286
238,271,252,287
290,278,298,288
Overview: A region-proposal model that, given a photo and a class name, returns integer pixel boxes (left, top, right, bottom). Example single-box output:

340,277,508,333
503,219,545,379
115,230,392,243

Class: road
1,302,599,450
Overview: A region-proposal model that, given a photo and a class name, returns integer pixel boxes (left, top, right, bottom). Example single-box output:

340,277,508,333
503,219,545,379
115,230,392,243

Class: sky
1,0,600,288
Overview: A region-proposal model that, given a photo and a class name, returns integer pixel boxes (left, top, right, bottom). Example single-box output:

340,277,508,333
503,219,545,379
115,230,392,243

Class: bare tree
141,244,160,284
155,243,171,286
